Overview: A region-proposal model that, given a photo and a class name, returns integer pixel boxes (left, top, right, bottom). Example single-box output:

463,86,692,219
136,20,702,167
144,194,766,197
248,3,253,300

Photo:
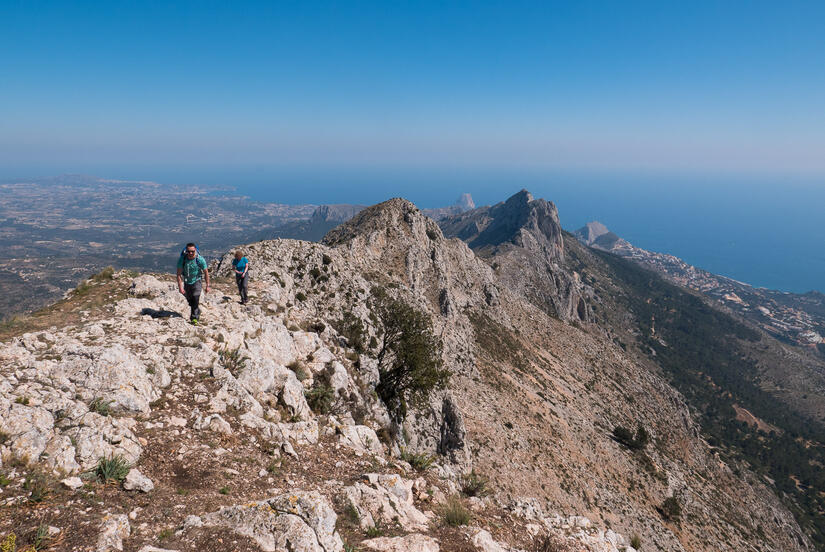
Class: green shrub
23,471,52,503
400,448,435,471
33,523,50,550
95,455,130,483
630,534,642,548
371,287,448,422
92,266,115,281
659,496,681,521
334,311,367,353
14,396,29,406
1,534,16,552
218,346,248,375
460,470,490,497
364,523,383,537
89,397,111,416
295,292,307,302
287,360,310,381
441,494,470,526
305,383,335,414
612,424,649,450
322,254,332,265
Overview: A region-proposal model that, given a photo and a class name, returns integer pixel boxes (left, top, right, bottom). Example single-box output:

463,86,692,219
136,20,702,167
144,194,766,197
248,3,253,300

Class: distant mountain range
268,193,476,242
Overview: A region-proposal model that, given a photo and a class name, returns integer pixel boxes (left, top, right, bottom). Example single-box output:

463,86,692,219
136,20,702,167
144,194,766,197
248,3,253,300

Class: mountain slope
0,196,813,551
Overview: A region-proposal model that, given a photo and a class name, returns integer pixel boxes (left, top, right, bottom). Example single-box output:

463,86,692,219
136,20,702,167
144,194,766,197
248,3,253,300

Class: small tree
660,496,682,521
371,287,449,422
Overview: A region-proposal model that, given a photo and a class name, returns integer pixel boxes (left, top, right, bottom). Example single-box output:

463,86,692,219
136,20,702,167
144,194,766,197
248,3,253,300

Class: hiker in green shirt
177,243,210,324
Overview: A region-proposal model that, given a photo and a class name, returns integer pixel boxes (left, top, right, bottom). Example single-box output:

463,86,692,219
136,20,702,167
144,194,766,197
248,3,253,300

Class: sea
6,165,825,294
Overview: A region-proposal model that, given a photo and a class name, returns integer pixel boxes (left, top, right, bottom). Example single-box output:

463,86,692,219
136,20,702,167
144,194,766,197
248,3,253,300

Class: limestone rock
336,424,384,456
123,468,154,492
361,534,440,552
202,491,343,552
344,473,429,531
468,528,508,552
97,514,130,552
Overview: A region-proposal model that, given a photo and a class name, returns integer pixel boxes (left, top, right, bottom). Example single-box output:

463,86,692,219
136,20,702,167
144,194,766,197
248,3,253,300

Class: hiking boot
190,318,199,326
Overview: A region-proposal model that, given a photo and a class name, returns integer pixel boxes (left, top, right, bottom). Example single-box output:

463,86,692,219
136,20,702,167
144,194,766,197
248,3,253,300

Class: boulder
123,469,154,492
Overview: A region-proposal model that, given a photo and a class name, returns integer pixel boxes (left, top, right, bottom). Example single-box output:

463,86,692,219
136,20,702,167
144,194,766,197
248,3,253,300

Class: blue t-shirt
232,257,249,275
177,254,207,285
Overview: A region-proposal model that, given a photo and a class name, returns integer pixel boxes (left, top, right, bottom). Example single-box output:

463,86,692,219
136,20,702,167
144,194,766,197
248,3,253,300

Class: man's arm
203,268,210,292
177,268,185,294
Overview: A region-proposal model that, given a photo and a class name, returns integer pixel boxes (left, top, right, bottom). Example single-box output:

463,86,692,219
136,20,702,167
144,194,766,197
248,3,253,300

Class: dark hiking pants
184,280,202,320
236,273,248,303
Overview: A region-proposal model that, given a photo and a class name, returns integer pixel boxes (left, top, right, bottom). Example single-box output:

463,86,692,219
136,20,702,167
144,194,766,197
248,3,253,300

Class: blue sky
2,0,825,177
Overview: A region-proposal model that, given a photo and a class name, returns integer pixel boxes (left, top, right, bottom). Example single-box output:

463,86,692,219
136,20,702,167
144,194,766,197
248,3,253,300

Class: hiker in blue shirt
177,243,210,324
232,250,250,304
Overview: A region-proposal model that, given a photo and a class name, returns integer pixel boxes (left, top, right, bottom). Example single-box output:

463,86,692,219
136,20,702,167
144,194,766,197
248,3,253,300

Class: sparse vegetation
400,448,435,471
612,424,649,450
295,292,307,302
95,455,130,483
371,287,448,422
219,485,230,495
14,396,29,406
333,311,367,353
630,534,642,549
441,494,471,526
530,534,580,552
305,382,335,414
89,397,111,416
287,360,310,382
364,523,383,537
460,470,490,497
32,524,50,551
23,471,52,503
659,496,682,522
1,534,16,552
218,346,248,376
322,254,333,265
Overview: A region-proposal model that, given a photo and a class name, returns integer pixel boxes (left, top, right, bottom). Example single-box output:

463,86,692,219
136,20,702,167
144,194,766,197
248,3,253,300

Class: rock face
440,190,591,321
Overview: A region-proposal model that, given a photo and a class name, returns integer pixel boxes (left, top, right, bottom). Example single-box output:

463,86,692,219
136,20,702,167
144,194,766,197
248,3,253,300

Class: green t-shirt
177,254,207,285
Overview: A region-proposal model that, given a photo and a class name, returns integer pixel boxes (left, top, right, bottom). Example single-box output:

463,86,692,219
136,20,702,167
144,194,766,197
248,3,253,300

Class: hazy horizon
2,167,822,294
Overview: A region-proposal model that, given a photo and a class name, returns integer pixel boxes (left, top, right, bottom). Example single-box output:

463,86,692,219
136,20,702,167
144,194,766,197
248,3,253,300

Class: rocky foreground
0,199,812,551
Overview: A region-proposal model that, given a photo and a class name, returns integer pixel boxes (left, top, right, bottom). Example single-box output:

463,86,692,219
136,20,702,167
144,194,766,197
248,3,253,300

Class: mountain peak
439,189,562,255
574,221,610,246
456,193,475,211
322,197,436,247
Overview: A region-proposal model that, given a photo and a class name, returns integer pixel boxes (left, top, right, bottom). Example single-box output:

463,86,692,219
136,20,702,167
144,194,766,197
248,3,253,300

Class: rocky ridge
0,197,812,551
439,190,590,322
